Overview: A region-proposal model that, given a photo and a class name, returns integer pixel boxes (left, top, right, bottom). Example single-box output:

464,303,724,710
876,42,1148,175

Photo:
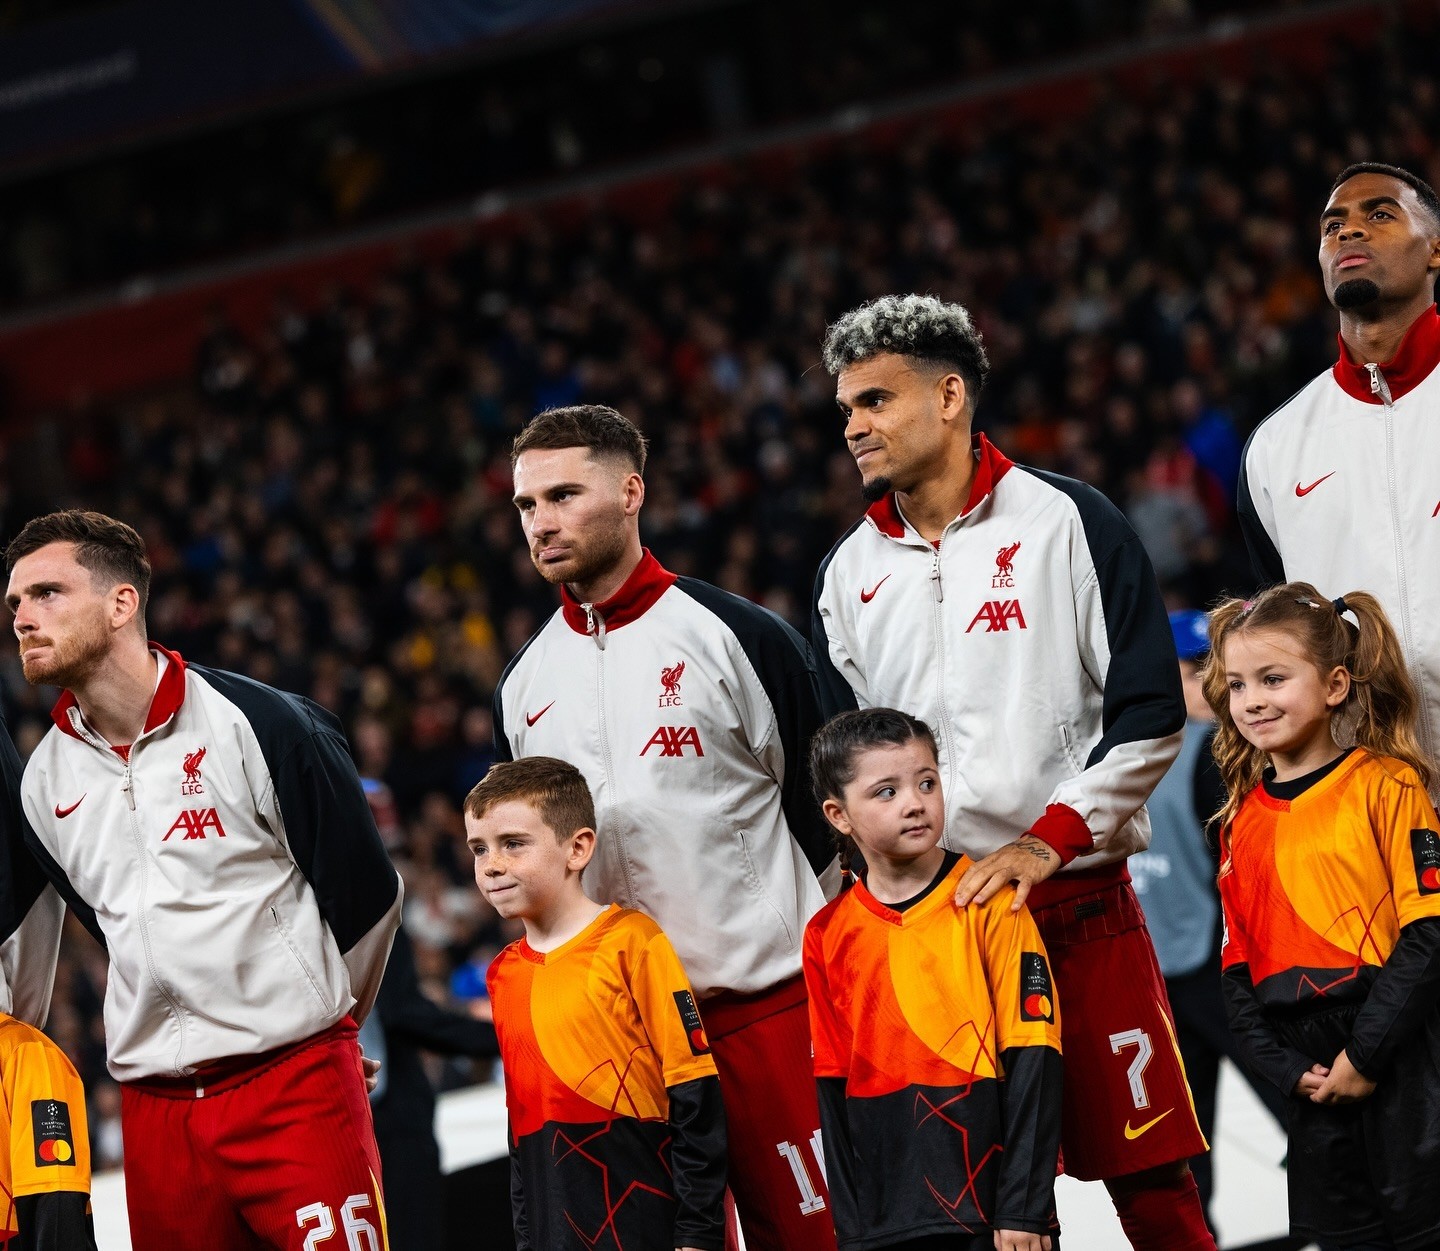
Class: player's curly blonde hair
821,294,990,403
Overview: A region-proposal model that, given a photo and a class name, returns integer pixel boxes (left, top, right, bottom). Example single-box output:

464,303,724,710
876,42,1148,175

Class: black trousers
1164,946,1291,1216
376,1127,445,1251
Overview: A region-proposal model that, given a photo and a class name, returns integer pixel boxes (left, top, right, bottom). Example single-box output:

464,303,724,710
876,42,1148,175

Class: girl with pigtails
1206,581,1440,1251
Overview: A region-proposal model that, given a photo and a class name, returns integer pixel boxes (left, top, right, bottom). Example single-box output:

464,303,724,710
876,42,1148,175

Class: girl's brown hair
1202,581,1432,828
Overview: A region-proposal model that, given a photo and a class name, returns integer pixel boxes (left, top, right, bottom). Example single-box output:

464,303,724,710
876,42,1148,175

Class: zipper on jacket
929,551,957,848
582,603,607,649
119,748,190,1073
929,545,944,602
1366,362,1394,407
593,641,635,905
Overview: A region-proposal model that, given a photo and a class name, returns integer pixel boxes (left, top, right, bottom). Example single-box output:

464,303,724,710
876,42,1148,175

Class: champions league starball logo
1411,828,1440,894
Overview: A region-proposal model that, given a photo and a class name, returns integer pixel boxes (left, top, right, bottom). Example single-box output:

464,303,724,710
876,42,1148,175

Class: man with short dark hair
812,295,1215,1249
1239,162,1440,782
5,509,403,1251
495,405,839,1251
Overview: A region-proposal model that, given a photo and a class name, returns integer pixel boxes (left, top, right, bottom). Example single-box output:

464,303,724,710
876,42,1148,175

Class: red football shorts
1034,882,1208,1182
701,976,838,1251
121,1018,389,1251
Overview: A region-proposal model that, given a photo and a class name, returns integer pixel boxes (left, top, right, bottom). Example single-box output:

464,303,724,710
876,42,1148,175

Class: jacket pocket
736,829,794,947
1058,724,1085,777
270,907,333,1013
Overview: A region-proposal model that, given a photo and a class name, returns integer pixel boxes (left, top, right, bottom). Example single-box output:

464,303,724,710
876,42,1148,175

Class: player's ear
567,826,598,872
822,798,853,839
936,370,968,426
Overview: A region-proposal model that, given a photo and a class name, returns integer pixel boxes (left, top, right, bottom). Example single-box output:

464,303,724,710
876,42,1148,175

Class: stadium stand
0,0,1436,1229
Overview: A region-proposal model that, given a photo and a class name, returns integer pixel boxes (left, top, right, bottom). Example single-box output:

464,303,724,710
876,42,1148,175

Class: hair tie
1333,596,1350,617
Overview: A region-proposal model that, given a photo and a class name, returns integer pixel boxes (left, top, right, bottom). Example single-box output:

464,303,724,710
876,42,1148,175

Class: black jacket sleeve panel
509,1140,530,1251
1032,472,1187,761
0,718,73,1023
994,1045,1063,1234
676,579,835,878
1237,427,1285,587
1221,964,1312,1097
14,1192,97,1251
667,1075,728,1251
492,624,546,765
809,523,864,721
815,1076,861,1239
377,928,497,1057
194,666,401,954
1346,917,1440,1079
190,667,400,1024
0,718,55,945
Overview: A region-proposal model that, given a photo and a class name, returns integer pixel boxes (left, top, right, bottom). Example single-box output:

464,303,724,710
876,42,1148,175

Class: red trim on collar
1332,303,1440,403
558,549,677,635
49,643,188,742
863,433,1015,539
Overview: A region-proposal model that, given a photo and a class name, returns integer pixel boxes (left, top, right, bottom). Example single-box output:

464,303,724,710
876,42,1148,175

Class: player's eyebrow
838,386,891,414
1321,194,1404,224
513,480,584,505
4,580,62,611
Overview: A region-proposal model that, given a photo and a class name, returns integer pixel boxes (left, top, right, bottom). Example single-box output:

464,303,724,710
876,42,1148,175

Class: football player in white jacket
495,405,838,1251
6,509,402,1251
1239,162,1440,786
813,295,1215,1250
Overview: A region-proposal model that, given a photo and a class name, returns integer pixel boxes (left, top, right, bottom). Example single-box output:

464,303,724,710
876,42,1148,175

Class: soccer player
469,756,726,1251
805,708,1062,1250
812,295,1214,1249
4,510,403,1251
495,406,838,1250
1239,162,1440,788
0,1008,100,1250
1207,583,1440,1247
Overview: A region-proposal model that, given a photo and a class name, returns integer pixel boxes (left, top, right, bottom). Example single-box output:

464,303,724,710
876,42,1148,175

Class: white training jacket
19,647,402,1083
1240,302,1440,778
494,551,834,999
812,434,1185,904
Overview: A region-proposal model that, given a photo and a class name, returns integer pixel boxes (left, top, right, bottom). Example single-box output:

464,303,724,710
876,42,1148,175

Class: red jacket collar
51,642,188,743
559,549,677,635
1332,303,1440,403
864,432,1014,539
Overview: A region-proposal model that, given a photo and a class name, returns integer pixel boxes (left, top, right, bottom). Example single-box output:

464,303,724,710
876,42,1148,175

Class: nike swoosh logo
1295,472,1336,497
54,795,86,819
525,702,555,727
1123,1108,1173,1140
860,574,891,604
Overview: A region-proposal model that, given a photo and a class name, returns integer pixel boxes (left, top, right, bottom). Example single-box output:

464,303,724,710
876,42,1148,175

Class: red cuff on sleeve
1028,803,1094,867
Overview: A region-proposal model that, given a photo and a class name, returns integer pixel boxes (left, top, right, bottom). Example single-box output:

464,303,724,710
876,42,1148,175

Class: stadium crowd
4,0,1317,309
2,4,1439,1174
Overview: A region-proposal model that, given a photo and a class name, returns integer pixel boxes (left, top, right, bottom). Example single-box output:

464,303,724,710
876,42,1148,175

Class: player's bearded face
1320,172,1440,313
514,447,636,590
19,603,111,688
838,355,954,501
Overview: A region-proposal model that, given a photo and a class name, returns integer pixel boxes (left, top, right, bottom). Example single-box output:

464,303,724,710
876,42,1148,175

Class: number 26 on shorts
296,1193,384,1251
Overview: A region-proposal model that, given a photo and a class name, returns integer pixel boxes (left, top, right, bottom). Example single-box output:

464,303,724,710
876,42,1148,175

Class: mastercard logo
37,1139,71,1163
1423,867,1440,891
689,1028,710,1053
1023,993,1052,1019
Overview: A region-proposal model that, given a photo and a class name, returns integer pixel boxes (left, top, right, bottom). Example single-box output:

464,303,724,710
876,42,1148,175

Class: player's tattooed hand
955,834,1061,911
